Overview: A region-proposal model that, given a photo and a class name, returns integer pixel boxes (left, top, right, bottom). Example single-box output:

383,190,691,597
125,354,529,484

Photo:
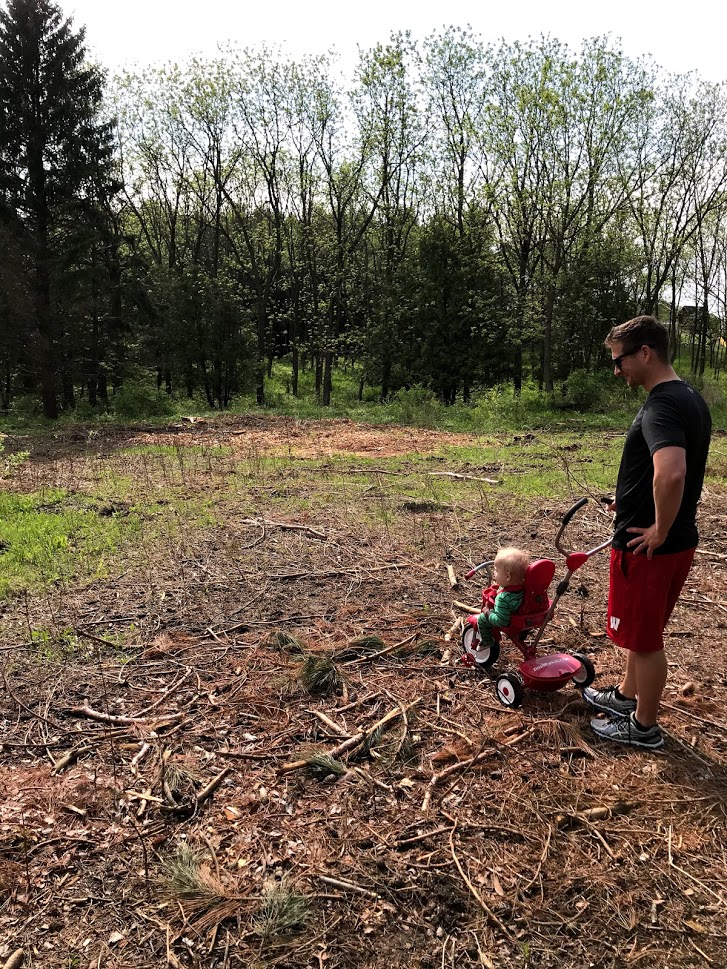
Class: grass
0,366,723,603
0,489,143,598
0,425,716,603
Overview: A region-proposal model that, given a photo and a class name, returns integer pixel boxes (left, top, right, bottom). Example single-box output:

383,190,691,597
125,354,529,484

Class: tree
0,0,117,417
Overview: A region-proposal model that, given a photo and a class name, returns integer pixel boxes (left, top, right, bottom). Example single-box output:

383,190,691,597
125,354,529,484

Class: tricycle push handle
555,496,612,560
555,497,588,555
561,496,588,526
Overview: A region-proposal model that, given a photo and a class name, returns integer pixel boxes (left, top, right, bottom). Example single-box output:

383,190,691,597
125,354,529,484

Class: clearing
1,414,726,969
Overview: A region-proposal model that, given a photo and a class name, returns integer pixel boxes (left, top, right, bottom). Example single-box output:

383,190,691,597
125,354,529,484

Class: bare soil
1,415,726,969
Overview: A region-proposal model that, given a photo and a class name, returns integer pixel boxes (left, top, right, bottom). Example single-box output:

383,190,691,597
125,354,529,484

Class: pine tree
0,0,116,417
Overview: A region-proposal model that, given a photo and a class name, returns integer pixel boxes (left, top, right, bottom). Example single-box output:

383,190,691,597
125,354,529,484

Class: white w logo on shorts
610,616,621,631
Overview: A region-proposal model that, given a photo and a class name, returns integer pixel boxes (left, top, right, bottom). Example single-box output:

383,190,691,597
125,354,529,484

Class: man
583,315,712,749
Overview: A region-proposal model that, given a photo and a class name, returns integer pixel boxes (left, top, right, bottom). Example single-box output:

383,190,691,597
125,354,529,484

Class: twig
196,767,232,807
261,564,415,581
428,471,500,484
241,517,327,539
452,600,480,613
340,633,417,666
131,742,151,773
307,710,351,737
421,750,497,813
660,726,716,769
693,548,727,562
396,825,453,847
66,705,145,725
51,745,93,776
448,826,513,939
74,626,134,650
519,824,553,894
667,824,726,905
134,670,192,717
317,875,379,898
661,700,727,733
2,670,64,729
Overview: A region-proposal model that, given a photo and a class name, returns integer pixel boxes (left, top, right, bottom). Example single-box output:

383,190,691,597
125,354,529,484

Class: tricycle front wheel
461,624,500,669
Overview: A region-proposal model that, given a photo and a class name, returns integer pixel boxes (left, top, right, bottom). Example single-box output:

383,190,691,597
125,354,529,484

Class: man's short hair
605,315,670,363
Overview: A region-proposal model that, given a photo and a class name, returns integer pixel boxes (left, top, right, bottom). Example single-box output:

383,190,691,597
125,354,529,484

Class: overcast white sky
65,0,725,85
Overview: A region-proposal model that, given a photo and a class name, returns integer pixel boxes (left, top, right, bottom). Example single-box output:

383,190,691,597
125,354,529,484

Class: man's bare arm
626,446,686,558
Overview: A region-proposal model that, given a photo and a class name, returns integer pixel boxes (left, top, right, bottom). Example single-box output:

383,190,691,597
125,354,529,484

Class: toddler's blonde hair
495,546,531,582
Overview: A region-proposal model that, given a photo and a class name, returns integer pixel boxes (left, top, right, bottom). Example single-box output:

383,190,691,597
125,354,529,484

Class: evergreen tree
0,0,116,417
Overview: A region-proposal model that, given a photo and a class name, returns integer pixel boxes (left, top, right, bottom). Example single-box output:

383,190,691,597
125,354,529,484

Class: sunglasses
612,344,656,371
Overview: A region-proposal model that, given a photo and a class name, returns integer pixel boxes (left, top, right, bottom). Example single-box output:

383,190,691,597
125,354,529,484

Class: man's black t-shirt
614,380,711,554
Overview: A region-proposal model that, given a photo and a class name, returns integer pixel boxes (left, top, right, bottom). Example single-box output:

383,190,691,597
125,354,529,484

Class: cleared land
1,415,726,969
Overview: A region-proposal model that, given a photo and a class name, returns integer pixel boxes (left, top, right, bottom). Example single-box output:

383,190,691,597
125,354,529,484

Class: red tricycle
460,497,611,708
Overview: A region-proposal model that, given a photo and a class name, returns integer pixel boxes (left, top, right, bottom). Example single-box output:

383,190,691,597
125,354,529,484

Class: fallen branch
446,565,459,588
278,699,420,774
421,750,498,813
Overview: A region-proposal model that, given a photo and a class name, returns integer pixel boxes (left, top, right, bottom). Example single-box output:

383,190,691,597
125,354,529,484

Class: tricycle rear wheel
496,672,524,708
570,652,596,688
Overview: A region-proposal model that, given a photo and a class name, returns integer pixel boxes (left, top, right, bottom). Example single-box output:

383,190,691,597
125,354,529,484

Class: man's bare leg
631,650,667,727
619,650,638,700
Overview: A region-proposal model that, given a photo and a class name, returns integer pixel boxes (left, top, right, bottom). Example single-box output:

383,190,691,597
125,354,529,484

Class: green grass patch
0,490,144,598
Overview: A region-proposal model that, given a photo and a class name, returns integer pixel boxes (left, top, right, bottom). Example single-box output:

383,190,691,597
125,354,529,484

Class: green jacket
477,585,524,637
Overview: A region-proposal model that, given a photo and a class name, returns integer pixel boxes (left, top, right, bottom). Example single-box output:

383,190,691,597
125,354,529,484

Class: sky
65,0,726,86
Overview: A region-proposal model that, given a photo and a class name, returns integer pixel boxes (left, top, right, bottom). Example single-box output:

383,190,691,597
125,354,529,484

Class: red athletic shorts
606,547,695,653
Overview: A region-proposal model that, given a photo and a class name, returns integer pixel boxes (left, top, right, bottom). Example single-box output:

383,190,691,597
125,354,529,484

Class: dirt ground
1,415,726,969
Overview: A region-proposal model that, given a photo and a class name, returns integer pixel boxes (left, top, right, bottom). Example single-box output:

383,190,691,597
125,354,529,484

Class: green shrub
9,395,42,419
112,382,177,420
563,370,609,412
389,385,440,426
0,435,29,478
73,399,108,421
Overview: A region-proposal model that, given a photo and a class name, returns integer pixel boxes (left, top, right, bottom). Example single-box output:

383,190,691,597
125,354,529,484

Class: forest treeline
2,0,727,418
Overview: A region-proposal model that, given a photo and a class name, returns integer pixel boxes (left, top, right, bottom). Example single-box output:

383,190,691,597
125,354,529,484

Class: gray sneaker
590,712,664,749
582,685,636,719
